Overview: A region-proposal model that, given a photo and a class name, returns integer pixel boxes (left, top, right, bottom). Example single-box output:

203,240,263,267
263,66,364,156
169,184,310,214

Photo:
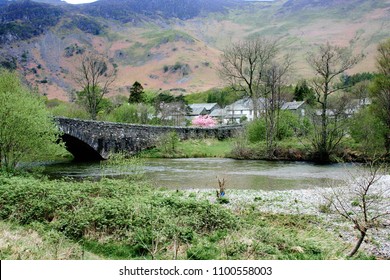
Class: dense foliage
0,69,61,171
0,173,357,260
185,87,244,108
0,174,237,259
247,111,312,143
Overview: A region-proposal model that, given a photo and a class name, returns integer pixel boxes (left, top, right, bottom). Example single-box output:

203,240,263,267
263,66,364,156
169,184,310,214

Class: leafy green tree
206,87,244,107
370,38,390,155
0,69,60,171
340,72,376,89
293,80,315,105
350,107,386,156
108,103,155,124
247,111,312,143
153,92,190,125
128,81,144,103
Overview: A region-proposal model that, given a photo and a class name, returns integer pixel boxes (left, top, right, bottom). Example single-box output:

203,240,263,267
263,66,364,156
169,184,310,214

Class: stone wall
55,117,243,160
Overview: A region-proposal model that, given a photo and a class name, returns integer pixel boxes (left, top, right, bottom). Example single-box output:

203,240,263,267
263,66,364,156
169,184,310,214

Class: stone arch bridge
55,117,243,161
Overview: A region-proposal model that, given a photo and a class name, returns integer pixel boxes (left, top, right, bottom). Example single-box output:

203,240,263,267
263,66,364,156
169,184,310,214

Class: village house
280,100,307,117
210,108,228,124
188,103,220,117
224,97,267,124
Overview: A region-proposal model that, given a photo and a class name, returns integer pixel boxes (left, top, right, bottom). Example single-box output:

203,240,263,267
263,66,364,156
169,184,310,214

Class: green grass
0,173,374,260
115,28,196,66
142,29,195,45
0,159,377,260
0,221,91,260
140,138,234,158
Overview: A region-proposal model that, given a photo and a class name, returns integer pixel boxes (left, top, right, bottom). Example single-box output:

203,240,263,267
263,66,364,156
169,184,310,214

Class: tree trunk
347,230,366,258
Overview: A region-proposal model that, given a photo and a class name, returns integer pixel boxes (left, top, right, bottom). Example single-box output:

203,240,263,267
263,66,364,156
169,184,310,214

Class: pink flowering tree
192,115,217,127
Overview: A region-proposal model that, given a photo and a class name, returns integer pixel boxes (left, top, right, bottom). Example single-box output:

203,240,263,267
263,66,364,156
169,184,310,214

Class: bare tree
219,37,278,119
263,57,293,157
74,52,116,120
219,37,293,158
307,42,361,162
324,160,390,257
376,38,390,76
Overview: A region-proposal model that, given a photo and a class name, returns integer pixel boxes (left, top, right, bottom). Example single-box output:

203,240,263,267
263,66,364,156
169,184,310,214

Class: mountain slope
0,0,63,44
80,0,239,22
0,0,389,100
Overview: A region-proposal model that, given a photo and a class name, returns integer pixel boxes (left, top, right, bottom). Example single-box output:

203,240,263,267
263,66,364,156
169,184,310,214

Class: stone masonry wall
55,117,243,160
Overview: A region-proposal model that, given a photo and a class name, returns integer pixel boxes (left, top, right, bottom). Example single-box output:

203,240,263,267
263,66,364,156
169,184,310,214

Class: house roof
188,107,208,116
210,108,227,117
281,101,305,110
226,97,267,111
189,103,219,111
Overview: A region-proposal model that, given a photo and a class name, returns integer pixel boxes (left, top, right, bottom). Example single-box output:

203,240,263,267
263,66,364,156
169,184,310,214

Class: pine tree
128,81,144,103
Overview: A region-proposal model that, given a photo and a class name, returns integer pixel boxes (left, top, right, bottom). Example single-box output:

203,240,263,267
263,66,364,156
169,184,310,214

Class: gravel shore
189,176,390,259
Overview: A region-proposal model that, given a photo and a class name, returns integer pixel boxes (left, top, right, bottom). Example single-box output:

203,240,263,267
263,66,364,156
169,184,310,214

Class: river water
43,158,359,191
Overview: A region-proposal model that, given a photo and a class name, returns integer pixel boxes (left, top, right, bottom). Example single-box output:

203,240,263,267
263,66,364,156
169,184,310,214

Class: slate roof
281,101,306,110
189,103,219,111
226,97,267,111
210,108,227,117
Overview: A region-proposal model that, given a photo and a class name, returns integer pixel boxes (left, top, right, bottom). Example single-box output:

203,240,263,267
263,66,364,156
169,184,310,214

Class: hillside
0,0,389,100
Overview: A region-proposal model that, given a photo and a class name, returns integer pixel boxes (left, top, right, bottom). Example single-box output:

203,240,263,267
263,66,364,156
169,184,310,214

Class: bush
158,131,180,154
0,69,61,171
247,119,266,143
277,111,312,140
349,107,386,155
48,102,89,119
186,241,220,260
246,111,312,143
0,174,237,259
107,103,154,124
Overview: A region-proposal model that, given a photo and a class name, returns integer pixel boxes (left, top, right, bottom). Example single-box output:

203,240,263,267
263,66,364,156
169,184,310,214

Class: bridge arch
60,134,104,161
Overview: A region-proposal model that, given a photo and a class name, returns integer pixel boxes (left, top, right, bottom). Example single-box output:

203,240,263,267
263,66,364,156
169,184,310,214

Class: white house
224,97,266,123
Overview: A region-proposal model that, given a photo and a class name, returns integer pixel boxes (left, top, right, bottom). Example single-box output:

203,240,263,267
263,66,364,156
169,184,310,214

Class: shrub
246,111,312,143
107,103,155,124
186,241,220,260
158,131,180,154
247,119,266,143
49,102,89,119
0,69,61,171
0,174,237,259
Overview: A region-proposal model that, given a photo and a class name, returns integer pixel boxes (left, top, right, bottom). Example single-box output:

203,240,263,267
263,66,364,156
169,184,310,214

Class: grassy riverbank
140,137,312,161
0,173,376,260
140,138,234,158
140,136,368,163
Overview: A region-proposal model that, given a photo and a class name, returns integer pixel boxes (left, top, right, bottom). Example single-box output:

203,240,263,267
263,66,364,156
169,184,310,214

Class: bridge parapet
55,117,243,161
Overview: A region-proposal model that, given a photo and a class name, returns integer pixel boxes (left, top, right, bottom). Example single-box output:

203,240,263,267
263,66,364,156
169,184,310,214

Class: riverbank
139,137,370,163
0,173,381,260
186,180,390,259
